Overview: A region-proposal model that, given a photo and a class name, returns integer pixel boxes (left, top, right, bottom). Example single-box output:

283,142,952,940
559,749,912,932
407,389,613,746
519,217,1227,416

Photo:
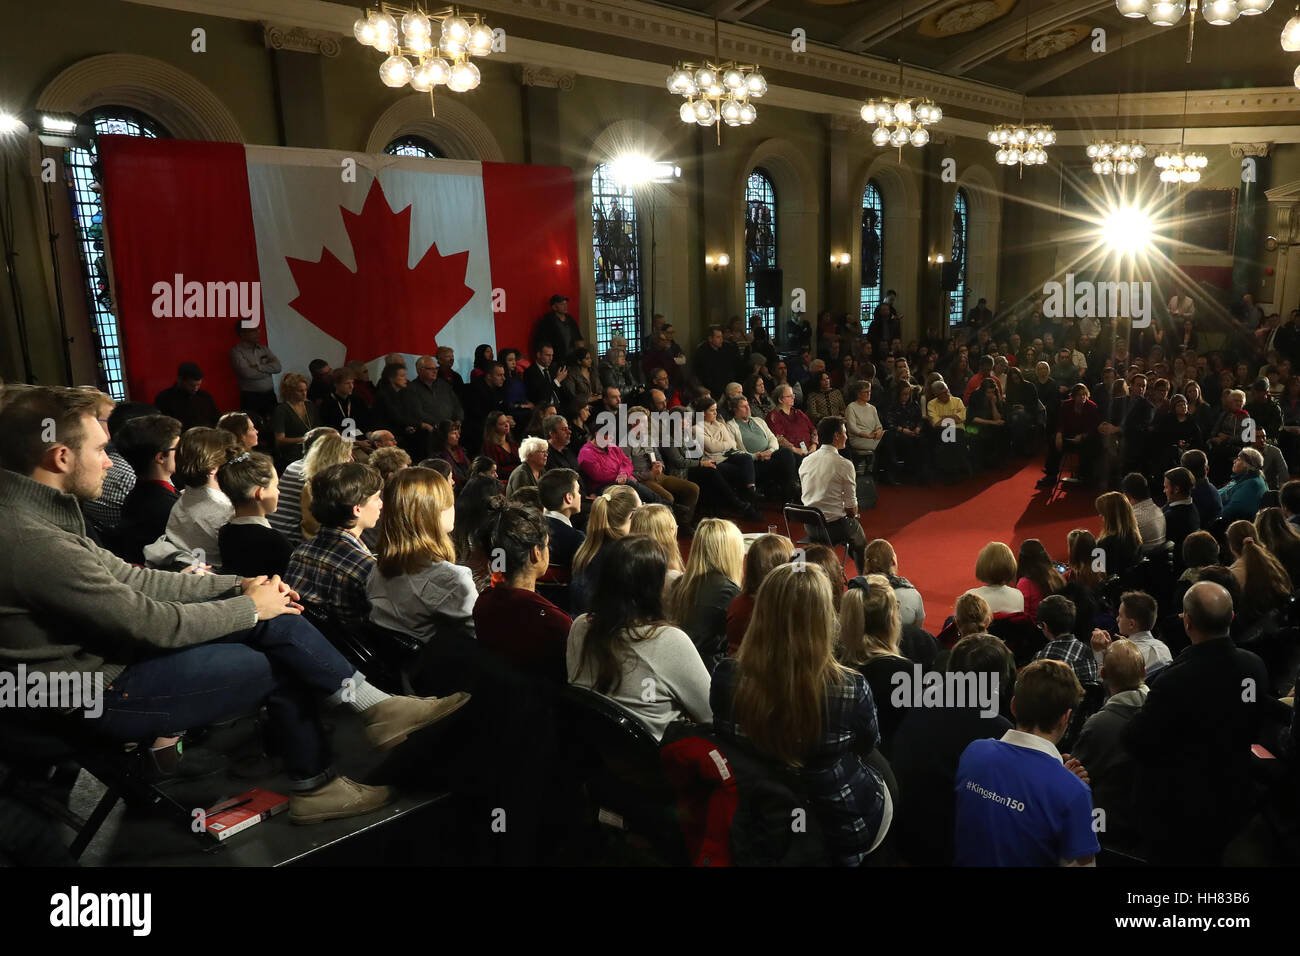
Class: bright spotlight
608,154,680,187
1101,204,1154,256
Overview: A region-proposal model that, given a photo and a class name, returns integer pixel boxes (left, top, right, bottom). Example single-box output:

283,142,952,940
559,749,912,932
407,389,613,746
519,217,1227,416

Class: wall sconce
928,253,946,265
830,252,850,270
705,253,730,271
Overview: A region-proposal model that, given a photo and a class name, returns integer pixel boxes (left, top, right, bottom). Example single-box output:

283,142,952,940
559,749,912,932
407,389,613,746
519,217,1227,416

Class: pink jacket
577,441,633,488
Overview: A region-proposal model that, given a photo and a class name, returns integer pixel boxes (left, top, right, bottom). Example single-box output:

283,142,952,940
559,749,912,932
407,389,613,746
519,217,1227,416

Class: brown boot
289,776,393,825
361,692,472,751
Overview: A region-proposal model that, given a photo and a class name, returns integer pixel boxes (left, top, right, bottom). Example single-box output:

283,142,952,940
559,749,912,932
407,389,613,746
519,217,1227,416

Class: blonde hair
572,485,641,576
955,592,992,635
668,518,745,625
734,563,850,767
299,431,356,538
1096,491,1142,547
863,539,897,575
376,467,457,576
630,504,683,573
974,541,1017,587
279,371,309,401
838,574,901,667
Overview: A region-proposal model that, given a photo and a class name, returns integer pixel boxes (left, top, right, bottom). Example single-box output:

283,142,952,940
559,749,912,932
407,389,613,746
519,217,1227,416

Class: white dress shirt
798,444,857,521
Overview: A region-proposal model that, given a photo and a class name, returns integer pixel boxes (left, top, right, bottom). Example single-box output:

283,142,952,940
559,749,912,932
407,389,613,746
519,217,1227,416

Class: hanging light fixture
1153,90,1208,183
1086,39,1148,176
860,2,943,154
1116,0,1271,61
989,17,1054,174
1116,0,1153,14
353,4,494,116
668,19,765,145
1283,4,1300,49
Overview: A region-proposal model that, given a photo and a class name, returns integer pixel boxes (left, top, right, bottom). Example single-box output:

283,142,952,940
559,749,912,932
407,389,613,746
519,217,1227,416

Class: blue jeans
94,616,358,791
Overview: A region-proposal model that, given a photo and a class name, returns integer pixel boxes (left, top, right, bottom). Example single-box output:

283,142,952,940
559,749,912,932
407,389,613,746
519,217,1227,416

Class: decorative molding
35,53,244,142
262,22,342,57
520,66,575,90
1027,87,1300,122
1230,143,1273,158
364,94,505,161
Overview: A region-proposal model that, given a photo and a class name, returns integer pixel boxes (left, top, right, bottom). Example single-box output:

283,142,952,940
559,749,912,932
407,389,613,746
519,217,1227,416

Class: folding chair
782,504,847,563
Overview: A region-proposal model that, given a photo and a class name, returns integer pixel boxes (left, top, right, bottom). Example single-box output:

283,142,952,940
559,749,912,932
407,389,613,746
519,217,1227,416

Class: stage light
1102,204,1155,255
0,113,22,135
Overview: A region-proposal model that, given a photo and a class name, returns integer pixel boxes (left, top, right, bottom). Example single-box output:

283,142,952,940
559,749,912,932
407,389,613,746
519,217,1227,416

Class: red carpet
734,459,1105,625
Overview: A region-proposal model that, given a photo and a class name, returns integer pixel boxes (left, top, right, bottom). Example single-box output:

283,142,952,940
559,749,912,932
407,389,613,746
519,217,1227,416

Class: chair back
782,504,831,548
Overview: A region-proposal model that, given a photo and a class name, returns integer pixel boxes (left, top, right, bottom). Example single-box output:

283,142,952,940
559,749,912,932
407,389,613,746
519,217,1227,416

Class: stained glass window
65,109,164,400
591,162,642,356
861,180,884,332
384,135,440,158
949,188,969,327
744,168,777,339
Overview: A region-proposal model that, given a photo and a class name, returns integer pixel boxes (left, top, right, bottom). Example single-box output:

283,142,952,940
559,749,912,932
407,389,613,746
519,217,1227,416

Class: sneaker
361,692,472,751
289,776,393,825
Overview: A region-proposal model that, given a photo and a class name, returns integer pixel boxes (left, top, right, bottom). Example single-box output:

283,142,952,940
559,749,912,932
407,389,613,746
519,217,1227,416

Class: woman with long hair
839,574,912,753
1154,393,1203,472
630,503,685,587
1095,491,1142,576
367,467,477,643
745,371,774,418
299,431,355,539
561,346,600,416
667,517,745,668
481,410,519,478
725,532,794,655
711,562,892,866
473,498,571,683
1014,538,1065,620
1183,379,1216,441
217,411,259,451
452,471,502,590
374,362,414,439
569,485,641,614
499,348,533,423
433,420,470,487
471,344,495,381
567,535,712,740
1254,506,1300,585
1225,520,1293,631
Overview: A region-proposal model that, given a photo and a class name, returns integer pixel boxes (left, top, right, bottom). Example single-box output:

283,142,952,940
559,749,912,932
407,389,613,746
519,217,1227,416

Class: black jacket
153,385,219,432
533,311,582,359
693,342,740,401
119,481,179,564
1162,500,1201,566
1126,637,1272,863
523,362,563,408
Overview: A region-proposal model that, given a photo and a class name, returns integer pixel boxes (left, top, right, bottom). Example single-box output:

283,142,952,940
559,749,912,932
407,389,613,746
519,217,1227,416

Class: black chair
782,504,846,563
555,686,684,864
300,603,423,694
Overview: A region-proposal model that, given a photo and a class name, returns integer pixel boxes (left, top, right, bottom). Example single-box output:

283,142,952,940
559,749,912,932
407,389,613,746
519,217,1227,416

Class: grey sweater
0,470,257,684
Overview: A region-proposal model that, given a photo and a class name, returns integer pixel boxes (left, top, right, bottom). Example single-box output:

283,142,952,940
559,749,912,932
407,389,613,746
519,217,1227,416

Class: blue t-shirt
953,737,1099,866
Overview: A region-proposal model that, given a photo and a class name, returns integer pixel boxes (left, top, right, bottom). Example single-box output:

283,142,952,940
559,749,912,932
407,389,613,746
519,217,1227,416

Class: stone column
262,24,341,148
1230,143,1271,301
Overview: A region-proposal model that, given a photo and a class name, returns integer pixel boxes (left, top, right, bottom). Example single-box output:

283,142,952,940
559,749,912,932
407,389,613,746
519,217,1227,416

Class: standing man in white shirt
798,416,866,572
229,321,282,417
1090,590,1171,672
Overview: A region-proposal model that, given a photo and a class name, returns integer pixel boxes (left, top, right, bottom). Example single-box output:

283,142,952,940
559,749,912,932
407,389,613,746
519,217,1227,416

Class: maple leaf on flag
285,178,474,362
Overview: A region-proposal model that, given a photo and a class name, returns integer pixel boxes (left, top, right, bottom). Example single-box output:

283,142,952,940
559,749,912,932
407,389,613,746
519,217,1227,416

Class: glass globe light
695,68,716,90
668,69,695,95
739,102,757,124
410,61,436,92
1102,159,1114,174
443,16,471,43
1181,168,1200,182
1007,148,1022,164
893,100,913,124
872,126,891,147
1147,0,1186,25
723,69,745,90
1132,143,1147,159
1092,160,1104,174
422,58,451,86
372,20,399,53
1086,143,1100,158
860,104,874,123
1283,14,1300,50
447,61,480,93
440,34,464,55
910,127,930,147
876,103,893,123
402,11,432,39
1237,0,1272,13
693,100,716,124
379,55,413,88
1203,0,1240,23
1116,0,1153,15
1294,62,1300,87
354,17,377,46
1013,127,1028,143
468,23,494,56
889,127,909,147
746,72,767,97
988,130,1000,145
722,99,743,123
679,101,696,124
407,34,432,55
1160,168,1177,183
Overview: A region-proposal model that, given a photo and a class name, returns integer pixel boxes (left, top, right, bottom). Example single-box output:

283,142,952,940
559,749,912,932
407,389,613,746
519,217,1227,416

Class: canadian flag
99,136,579,409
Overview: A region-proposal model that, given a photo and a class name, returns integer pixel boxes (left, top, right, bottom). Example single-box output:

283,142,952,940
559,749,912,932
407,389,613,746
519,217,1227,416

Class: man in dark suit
465,361,510,454
538,469,585,580
692,325,739,400
1161,467,1201,568
523,345,565,409
532,294,581,360
153,362,219,432
1126,581,1276,864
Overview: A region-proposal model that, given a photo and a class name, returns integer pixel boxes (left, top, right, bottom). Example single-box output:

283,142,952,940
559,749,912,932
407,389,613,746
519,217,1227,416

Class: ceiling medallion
918,0,1016,37
1005,23,1092,61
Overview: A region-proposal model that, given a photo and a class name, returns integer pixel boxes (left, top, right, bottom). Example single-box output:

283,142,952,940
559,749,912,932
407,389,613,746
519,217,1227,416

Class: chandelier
861,96,942,149
989,123,1056,168
1116,0,1272,61
667,18,765,144
353,5,494,115
1154,150,1208,182
1087,140,1148,175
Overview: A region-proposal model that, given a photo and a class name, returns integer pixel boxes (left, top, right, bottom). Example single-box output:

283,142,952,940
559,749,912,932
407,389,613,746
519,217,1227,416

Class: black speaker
940,261,961,291
753,268,783,307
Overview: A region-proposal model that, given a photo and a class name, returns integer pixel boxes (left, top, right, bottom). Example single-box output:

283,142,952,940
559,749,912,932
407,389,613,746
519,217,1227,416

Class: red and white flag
100,136,579,409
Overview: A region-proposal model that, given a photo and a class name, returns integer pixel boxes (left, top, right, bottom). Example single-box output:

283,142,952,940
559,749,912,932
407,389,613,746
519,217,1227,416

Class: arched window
860,179,884,330
591,162,642,356
949,188,969,327
744,168,778,339
65,108,165,400
383,135,441,158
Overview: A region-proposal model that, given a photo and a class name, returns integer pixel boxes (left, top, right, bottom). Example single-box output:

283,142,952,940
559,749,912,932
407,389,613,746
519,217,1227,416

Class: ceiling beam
706,0,772,21
1015,21,1165,92
840,0,950,52
939,0,1113,76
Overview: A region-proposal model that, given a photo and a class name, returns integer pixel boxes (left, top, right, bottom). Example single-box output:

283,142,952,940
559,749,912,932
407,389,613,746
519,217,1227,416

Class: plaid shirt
1033,637,1099,684
285,527,374,627
81,446,135,532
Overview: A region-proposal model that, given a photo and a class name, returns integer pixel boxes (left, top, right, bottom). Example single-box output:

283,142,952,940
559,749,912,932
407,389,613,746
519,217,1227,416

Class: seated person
843,380,885,465
0,386,467,821
1181,448,1223,530
725,532,795,655
667,517,744,667
1094,491,1142,577
1122,472,1166,552
114,413,183,563
727,395,800,504
863,538,925,629
766,384,818,459
144,426,239,570
1071,639,1147,851
1162,466,1201,565
692,397,761,520
1014,538,1064,621
537,468,585,581
567,534,712,741
838,574,916,755
506,436,549,499
1038,383,1100,488
569,485,642,614
1219,446,1268,522
286,462,383,630
474,500,572,685
366,467,476,644
576,420,661,505
1089,590,1170,672
961,542,1025,615
1031,594,1097,684
798,416,867,573
954,660,1098,866
217,449,294,578
891,634,1015,865
711,562,892,866
267,426,337,547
